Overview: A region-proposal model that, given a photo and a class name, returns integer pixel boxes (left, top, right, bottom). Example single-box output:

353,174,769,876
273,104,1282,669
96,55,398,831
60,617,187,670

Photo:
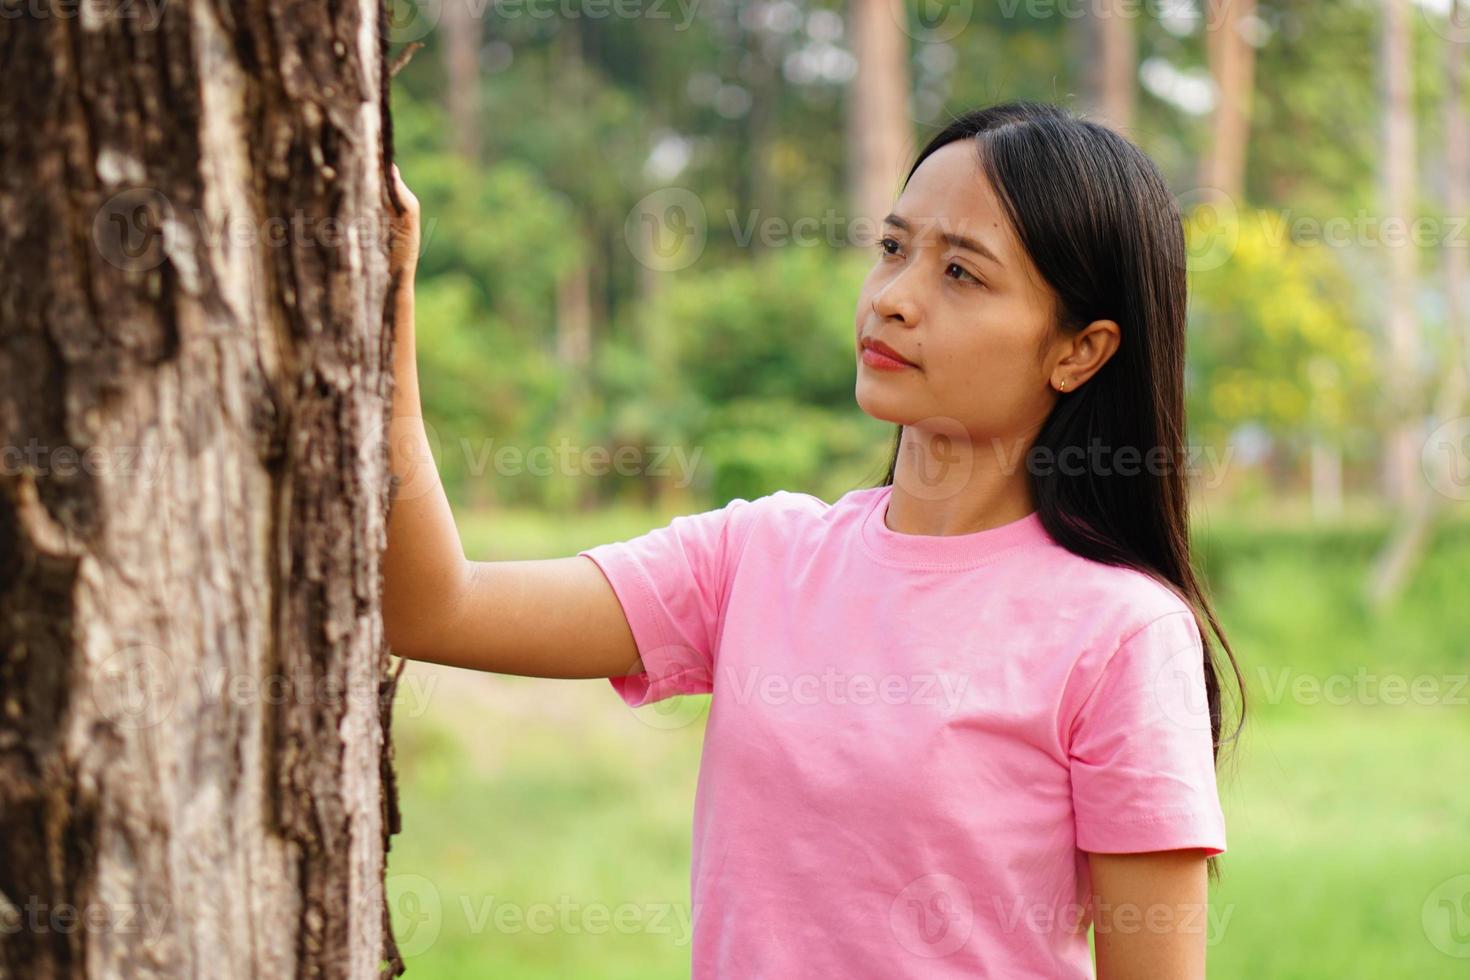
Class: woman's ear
1051,319,1121,391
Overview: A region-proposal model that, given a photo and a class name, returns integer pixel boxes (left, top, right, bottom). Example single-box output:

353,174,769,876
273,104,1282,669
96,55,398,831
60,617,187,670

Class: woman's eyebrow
882,213,1004,268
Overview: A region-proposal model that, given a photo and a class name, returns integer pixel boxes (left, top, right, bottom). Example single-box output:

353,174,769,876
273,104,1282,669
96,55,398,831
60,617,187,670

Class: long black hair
878,101,1243,877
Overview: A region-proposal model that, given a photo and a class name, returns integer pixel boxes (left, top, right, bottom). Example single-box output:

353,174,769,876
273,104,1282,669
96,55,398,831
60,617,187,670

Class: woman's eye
946,262,983,286
876,236,902,257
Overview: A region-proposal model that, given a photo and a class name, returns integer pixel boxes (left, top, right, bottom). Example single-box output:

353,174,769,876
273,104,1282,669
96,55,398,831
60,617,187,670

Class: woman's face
853,140,1066,449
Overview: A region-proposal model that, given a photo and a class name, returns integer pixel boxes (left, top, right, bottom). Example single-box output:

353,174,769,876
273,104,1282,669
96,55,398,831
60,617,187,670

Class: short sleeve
578,495,762,708
1067,609,1226,856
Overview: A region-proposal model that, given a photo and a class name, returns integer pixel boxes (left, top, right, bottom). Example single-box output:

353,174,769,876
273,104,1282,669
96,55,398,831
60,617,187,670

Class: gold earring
1057,378,1067,392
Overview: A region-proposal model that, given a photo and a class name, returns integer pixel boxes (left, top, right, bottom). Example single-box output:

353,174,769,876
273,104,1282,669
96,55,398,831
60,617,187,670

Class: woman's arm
1088,849,1210,980
380,166,643,679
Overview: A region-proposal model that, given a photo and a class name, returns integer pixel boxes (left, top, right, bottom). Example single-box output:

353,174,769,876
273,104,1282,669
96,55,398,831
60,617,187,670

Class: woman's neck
885,425,1037,536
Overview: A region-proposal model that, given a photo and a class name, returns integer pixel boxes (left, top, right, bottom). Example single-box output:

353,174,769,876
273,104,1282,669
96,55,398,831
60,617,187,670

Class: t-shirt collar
858,484,1050,568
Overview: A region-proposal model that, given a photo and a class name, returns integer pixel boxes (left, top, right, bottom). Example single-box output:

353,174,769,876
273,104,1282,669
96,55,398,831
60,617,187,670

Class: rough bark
0,1,404,977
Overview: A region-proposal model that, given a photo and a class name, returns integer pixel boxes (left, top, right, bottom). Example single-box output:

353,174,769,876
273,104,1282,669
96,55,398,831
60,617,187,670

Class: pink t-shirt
578,484,1225,978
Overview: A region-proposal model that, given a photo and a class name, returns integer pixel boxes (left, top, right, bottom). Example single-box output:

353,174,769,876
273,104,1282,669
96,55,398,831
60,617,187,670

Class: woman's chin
854,386,919,426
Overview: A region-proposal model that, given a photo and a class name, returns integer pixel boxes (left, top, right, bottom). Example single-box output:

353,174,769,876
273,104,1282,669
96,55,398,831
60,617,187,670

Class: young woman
382,100,1242,979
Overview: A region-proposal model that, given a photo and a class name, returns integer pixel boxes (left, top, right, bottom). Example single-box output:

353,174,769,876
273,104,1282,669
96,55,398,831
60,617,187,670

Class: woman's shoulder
1034,537,1197,636
737,485,883,522
716,485,883,556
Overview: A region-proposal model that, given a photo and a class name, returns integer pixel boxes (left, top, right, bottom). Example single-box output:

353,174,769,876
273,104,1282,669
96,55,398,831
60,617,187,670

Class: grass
386,501,1470,977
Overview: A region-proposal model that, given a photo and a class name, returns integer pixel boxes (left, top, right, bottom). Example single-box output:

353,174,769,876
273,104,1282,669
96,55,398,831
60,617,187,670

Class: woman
382,100,1243,978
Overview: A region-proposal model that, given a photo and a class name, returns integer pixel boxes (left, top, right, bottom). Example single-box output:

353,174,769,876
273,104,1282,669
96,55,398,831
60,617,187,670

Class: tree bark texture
0,1,405,977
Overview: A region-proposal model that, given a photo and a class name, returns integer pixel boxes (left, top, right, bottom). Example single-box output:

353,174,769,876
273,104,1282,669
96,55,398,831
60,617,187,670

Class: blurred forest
390,0,1468,563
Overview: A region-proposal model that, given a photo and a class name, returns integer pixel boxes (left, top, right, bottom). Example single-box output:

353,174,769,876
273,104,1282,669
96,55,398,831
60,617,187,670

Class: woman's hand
388,163,421,277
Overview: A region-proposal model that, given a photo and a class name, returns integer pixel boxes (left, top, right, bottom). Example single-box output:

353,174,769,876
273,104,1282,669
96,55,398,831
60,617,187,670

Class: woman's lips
860,340,917,371
861,348,913,370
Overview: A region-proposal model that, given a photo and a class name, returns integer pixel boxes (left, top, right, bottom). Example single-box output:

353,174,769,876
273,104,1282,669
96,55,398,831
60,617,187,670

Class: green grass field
386,503,1470,977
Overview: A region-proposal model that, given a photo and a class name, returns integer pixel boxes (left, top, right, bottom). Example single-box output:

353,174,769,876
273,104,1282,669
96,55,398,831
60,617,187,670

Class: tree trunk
1379,0,1422,510
1199,0,1257,201
847,0,912,239
0,2,405,977
442,0,483,160
1369,0,1470,605
1086,0,1137,133
1310,439,1344,522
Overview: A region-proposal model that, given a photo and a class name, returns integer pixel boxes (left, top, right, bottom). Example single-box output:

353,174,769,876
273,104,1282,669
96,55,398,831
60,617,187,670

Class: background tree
1378,0,1422,509
1199,0,1259,202
847,0,913,232
1085,0,1137,132
1369,0,1470,604
0,1,406,975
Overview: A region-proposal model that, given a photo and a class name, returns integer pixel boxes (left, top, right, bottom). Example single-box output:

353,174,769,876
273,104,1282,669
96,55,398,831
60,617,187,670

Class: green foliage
644,244,867,407
604,244,892,501
1184,206,1376,444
